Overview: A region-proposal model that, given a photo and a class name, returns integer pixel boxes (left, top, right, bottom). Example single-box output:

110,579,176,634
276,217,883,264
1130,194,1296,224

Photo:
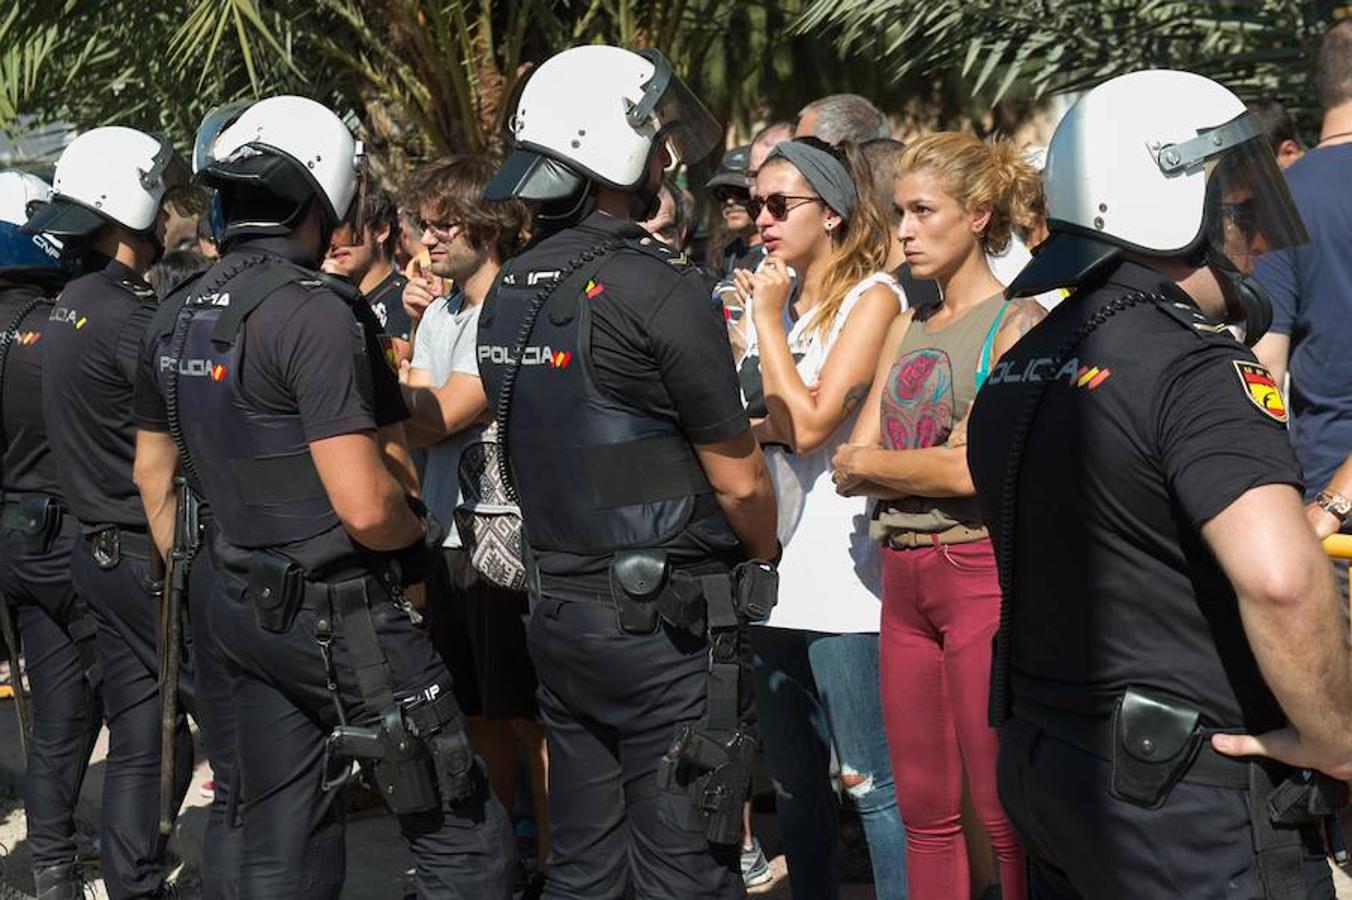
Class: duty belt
1012,696,1249,789
81,521,154,556
0,496,79,539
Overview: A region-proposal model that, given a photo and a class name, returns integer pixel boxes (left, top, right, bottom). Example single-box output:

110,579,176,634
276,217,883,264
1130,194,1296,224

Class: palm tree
797,0,1341,133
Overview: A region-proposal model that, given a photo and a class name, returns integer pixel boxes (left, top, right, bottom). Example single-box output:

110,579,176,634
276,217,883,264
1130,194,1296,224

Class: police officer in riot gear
24,127,196,900
966,70,1352,898
0,171,103,900
136,95,513,899
480,44,780,898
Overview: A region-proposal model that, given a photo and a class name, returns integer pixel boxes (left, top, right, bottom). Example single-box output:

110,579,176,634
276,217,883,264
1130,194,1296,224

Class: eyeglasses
1219,201,1257,237
745,193,824,222
712,187,750,207
417,218,462,239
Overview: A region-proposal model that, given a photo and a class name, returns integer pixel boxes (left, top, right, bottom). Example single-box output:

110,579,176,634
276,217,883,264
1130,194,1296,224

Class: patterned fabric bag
453,421,527,592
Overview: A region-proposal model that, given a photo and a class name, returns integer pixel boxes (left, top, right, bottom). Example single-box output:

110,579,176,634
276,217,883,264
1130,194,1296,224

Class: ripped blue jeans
751,626,907,899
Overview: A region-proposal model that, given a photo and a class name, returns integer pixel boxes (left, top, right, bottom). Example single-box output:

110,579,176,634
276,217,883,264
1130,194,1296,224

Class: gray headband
766,141,857,221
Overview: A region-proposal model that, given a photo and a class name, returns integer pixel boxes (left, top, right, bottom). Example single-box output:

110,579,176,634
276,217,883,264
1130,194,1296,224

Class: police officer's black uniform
41,257,196,899
139,235,514,899
479,210,759,898
0,282,103,898
968,259,1336,898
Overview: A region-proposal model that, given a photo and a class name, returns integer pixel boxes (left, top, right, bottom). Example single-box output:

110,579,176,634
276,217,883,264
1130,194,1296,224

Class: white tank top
743,271,907,633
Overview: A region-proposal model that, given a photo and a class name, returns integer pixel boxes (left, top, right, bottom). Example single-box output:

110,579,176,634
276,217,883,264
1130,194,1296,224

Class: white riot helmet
0,171,66,283
23,126,187,243
485,45,720,217
195,96,366,242
1008,69,1307,344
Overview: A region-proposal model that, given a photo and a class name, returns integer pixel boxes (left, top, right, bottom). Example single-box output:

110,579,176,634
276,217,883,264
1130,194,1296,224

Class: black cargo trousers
0,523,101,873
527,593,745,900
999,715,1336,899
211,564,515,900
70,529,194,900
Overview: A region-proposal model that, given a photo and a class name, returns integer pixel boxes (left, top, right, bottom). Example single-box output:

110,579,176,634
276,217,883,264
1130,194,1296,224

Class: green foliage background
1,0,1347,178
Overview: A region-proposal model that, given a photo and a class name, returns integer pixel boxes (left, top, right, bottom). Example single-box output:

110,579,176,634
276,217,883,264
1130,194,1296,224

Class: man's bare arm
378,423,421,497
1251,331,1290,396
401,373,490,449
693,430,778,560
133,429,180,565
310,431,425,551
1204,483,1352,779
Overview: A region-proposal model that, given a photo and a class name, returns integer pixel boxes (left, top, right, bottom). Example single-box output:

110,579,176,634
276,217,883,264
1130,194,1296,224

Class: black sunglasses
746,193,824,222
712,186,750,207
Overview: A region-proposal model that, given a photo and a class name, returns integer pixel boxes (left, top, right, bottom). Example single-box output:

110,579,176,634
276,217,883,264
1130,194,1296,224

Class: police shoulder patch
1232,360,1287,424
628,236,691,269
1153,300,1235,341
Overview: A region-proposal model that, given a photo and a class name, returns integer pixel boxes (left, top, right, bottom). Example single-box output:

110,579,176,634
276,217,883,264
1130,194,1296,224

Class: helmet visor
193,101,253,175
141,133,190,197
1202,126,1308,274
632,50,721,168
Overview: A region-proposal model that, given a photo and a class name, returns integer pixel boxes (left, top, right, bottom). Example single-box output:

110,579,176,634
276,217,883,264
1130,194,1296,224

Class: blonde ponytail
896,132,1040,255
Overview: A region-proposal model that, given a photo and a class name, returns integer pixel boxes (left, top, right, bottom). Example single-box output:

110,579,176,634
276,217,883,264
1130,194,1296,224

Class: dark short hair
1245,98,1301,152
1317,20,1352,111
147,248,212,300
357,186,400,259
400,155,529,263
860,138,907,228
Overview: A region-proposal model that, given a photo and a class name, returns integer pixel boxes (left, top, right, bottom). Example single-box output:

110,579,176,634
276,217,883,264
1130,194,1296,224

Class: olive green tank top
871,292,1008,539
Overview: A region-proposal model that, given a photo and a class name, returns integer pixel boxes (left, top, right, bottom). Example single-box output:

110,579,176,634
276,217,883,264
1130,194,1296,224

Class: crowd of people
0,17,1348,900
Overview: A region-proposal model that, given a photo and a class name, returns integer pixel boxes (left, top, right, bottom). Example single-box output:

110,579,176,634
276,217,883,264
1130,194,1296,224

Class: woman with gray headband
731,136,910,898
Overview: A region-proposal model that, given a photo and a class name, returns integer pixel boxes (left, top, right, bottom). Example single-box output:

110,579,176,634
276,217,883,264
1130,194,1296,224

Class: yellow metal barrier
1325,534,1352,561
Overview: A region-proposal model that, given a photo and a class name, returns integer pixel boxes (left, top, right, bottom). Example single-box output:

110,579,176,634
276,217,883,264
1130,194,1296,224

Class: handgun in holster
329,705,440,816
658,722,758,845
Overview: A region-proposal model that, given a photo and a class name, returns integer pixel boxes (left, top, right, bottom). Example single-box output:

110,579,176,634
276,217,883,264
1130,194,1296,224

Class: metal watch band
1316,489,1352,523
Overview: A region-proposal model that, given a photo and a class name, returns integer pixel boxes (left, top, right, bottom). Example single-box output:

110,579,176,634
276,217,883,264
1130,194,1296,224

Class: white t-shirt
410,293,484,548
987,235,1063,311
743,271,907,633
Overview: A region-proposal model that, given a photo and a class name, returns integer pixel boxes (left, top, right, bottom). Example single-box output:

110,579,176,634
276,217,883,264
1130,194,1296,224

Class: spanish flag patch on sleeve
1232,360,1287,424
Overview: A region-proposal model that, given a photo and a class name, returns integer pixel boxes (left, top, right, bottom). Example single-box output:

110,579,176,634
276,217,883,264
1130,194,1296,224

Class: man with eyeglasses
396,155,552,893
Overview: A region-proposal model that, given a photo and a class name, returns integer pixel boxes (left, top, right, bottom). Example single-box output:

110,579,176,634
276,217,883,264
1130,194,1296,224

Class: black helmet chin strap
1199,240,1272,347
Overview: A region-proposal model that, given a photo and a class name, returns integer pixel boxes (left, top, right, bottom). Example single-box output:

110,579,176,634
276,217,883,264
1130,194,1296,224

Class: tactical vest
478,242,732,556
151,256,338,550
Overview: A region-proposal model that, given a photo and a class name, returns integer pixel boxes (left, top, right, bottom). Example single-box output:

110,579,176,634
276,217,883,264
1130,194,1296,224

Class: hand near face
751,256,793,319
402,276,438,324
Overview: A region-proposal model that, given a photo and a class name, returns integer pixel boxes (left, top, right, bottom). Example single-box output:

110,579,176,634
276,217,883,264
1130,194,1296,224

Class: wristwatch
1315,489,1352,525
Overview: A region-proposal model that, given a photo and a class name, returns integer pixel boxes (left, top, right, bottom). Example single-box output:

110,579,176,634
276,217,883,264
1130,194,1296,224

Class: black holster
731,559,778,623
427,727,478,807
17,495,62,555
657,723,757,845
247,549,306,633
1248,763,1347,900
1109,688,1203,809
330,705,440,816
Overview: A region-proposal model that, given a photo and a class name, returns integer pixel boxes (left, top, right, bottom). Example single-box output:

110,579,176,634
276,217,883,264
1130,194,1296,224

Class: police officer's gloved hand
392,496,444,586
